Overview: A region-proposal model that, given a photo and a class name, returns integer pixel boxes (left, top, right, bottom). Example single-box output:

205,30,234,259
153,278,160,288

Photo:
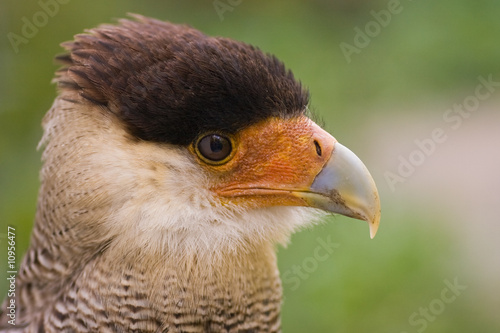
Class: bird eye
196,134,233,163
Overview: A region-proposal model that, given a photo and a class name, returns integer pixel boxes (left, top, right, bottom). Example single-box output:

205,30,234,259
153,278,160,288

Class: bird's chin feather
106,178,322,260
110,205,323,262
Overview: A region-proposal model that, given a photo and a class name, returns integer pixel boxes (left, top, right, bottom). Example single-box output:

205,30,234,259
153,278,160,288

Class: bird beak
294,142,381,238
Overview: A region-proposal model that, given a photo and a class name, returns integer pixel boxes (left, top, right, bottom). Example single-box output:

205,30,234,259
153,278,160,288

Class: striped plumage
0,15,380,332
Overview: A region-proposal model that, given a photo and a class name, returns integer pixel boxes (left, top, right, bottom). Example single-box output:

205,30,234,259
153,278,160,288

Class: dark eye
197,134,232,163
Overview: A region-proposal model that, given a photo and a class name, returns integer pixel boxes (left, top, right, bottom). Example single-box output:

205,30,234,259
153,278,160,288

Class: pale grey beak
298,142,381,238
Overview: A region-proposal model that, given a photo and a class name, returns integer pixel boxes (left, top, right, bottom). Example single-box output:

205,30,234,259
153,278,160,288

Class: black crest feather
55,14,309,145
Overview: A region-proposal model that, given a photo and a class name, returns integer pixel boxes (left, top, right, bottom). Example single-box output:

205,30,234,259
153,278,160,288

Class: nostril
314,140,322,157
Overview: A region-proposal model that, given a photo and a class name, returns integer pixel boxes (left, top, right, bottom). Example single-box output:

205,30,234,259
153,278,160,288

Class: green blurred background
1,0,499,332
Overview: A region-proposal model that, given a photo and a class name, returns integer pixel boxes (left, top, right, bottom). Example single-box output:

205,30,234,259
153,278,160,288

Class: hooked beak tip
304,142,381,238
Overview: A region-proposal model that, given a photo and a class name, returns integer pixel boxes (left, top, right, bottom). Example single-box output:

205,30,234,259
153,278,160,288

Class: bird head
44,15,380,258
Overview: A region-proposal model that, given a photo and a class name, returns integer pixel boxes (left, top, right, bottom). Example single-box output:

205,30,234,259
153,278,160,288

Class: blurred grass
1,0,499,332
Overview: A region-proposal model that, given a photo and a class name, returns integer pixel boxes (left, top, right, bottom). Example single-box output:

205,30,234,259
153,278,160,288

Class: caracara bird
0,15,380,333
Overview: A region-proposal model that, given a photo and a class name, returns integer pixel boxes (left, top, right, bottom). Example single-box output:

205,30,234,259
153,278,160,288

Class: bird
0,14,380,333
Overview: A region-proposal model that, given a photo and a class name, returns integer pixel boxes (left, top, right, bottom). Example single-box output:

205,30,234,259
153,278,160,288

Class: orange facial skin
191,116,336,209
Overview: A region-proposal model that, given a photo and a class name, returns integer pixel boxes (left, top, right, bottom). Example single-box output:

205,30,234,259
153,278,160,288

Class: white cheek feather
103,142,324,257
